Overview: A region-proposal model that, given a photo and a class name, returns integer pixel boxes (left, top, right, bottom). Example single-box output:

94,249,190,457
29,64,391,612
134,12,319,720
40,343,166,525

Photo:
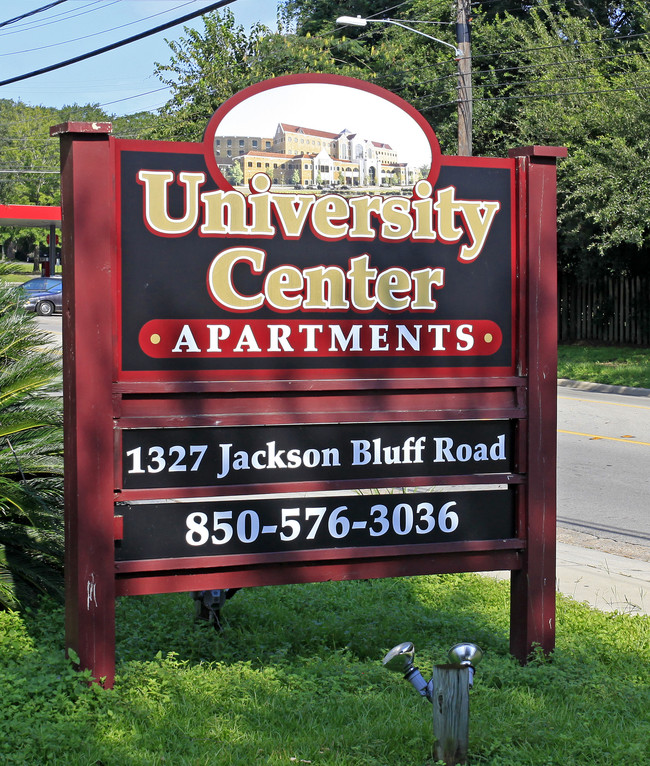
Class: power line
414,50,650,100
472,29,650,63
0,0,68,30
419,78,650,111
0,1,119,39
99,86,169,107
0,0,237,88
1,1,196,56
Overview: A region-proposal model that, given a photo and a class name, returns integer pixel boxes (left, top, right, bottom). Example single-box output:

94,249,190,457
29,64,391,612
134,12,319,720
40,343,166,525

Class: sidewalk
485,540,650,616
555,539,650,615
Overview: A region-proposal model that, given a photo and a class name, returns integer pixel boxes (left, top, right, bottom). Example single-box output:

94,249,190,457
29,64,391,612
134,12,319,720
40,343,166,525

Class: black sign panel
120,420,513,490
115,489,515,561
118,149,514,374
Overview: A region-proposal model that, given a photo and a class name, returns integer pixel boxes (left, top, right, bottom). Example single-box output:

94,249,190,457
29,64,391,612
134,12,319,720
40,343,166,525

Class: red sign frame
53,77,565,687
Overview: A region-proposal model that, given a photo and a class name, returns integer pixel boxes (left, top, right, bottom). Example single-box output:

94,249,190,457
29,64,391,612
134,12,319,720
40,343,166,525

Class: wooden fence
558,274,650,345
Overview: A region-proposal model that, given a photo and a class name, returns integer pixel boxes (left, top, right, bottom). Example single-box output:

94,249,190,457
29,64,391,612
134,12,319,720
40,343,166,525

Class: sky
0,0,279,115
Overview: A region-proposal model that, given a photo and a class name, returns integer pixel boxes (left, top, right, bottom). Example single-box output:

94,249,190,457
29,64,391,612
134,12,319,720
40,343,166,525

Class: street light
336,11,473,156
336,15,461,57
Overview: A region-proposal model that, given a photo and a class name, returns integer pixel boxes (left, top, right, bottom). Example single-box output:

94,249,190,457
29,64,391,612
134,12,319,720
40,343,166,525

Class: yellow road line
558,395,650,410
558,429,650,446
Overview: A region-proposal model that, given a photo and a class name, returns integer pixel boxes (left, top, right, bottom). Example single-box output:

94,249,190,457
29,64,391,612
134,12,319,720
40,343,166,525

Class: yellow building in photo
215,122,417,189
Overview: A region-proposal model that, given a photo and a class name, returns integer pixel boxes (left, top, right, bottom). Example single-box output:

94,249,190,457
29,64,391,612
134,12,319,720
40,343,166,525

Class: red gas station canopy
0,204,61,228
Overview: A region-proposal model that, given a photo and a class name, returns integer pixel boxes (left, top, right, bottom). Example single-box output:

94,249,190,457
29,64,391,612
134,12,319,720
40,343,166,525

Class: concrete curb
558,378,650,397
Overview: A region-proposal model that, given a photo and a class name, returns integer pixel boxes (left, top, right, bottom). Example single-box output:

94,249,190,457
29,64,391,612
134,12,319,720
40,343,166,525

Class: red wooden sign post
53,76,565,687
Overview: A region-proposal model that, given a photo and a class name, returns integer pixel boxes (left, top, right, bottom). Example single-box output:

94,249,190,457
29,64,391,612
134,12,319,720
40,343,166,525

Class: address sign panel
120,420,514,490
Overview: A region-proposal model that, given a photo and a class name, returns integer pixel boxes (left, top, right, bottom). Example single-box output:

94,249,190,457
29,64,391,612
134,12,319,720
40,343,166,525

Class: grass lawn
0,265,647,762
558,345,650,389
1,267,43,283
1,576,648,765
0,261,62,282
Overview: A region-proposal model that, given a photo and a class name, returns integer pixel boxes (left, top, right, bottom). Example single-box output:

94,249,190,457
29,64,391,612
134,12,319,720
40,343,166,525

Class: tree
151,9,374,143
151,10,272,142
0,99,134,261
226,159,244,185
469,4,650,276
280,1,394,35
0,274,63,609
325,0,650,276
0,101,60,207
113,110,161,139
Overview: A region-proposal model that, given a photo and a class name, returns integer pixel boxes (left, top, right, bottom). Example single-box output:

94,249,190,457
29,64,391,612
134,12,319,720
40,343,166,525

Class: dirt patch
557,526,650,562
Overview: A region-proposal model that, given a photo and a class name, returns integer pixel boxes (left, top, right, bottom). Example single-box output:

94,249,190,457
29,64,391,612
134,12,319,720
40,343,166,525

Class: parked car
20,276,61,292
19,277,63,316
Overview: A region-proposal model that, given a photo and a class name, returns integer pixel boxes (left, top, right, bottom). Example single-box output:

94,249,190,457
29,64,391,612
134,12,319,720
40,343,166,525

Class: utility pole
456,0,472,156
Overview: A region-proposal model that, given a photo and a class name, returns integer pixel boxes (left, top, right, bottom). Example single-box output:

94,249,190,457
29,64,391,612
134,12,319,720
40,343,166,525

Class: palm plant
0,273,63,610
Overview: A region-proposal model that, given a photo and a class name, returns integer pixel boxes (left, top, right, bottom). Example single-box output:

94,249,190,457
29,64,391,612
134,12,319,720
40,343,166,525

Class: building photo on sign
211,80,432,189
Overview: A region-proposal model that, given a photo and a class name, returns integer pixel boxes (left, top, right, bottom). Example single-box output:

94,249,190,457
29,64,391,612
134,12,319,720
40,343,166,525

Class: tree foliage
149,9,376,142
280,0,391,35
271,0,650,277
454,1,650,276
0,100,154,259
150,11,273,142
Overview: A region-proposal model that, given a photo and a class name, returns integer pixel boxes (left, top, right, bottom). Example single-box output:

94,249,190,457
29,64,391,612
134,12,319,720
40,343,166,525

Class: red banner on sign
138,318,503,358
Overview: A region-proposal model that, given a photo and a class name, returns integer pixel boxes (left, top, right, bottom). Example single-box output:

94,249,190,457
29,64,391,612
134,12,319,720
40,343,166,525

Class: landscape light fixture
382,641,434,701
447,642,484,688
382,640,483,700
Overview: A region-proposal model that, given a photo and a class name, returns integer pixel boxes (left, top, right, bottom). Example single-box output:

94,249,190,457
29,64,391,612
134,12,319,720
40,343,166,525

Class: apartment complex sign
56,74,563,687
118,75,515,381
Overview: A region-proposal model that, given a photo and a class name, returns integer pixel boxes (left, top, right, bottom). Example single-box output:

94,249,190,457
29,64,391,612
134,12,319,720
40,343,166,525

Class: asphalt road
35,313,62,346
557,386,650,550
35,315,649,550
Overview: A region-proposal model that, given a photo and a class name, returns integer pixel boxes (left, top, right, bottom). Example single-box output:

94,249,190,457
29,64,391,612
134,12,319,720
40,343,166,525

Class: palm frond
0,278,64,610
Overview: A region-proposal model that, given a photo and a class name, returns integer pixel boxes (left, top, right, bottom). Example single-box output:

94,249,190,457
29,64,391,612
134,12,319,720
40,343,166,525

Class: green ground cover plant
0,276,63,609
558,344,650,389
1,575,648,765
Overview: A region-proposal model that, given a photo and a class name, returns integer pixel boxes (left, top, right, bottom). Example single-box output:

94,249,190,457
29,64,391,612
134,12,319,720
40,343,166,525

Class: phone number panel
115,489,515,561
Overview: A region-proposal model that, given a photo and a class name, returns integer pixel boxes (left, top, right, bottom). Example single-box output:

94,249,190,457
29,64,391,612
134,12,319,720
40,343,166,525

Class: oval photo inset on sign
203,74,441,193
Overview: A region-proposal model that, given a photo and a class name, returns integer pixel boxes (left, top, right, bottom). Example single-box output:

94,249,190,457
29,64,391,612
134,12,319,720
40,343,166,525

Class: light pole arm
337,16,462,57
373,19,462,57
